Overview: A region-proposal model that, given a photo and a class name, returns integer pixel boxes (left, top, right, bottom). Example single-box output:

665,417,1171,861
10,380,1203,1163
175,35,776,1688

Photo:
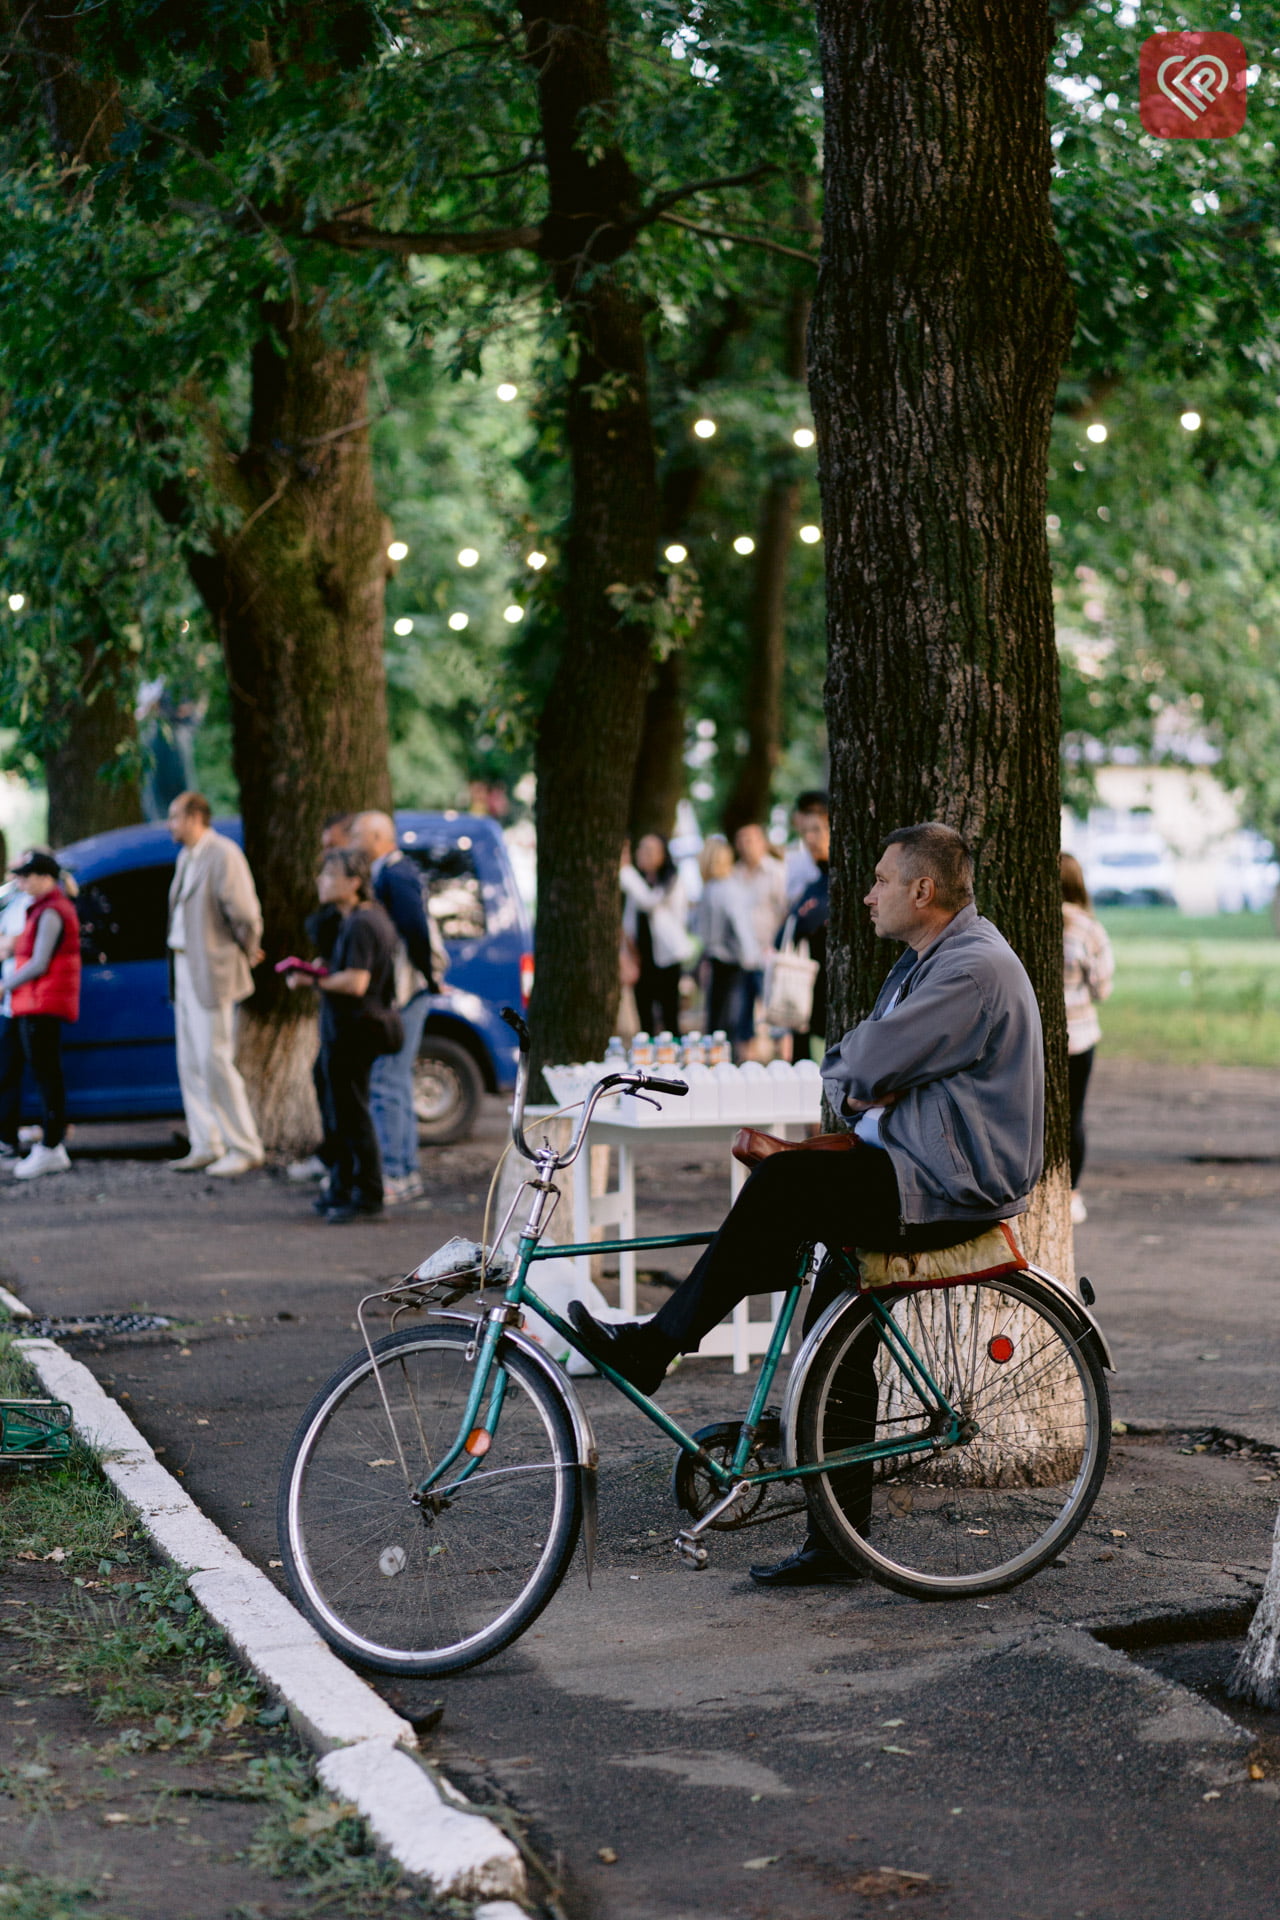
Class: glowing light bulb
7,593,24,611
1180,410,1202,432
798,525,822,545
792,427,815,448
693,418,717,440
503,604,524,624
495,383,519,403
732,535,755,556
1085,423,1108,444
457,547,479,568
387,540,409,562
526,551,547,571
664,544,688,564
393,617,414,636
448,611,470,631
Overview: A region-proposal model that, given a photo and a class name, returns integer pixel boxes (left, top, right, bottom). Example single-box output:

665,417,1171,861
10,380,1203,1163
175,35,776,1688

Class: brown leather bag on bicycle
730,1127,856,1170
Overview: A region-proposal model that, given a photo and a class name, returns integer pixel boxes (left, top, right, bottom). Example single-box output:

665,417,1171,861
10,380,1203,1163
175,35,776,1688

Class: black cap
10,851,60,880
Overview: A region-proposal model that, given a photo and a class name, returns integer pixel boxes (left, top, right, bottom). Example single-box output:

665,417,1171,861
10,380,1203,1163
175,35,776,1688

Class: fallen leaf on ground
881,1744,914,1755
222,1702,248,1731
1249,1762,1266,1780
288,1801,357,1837
853,1868,933,1897
43,1548,66,1563
596,1848,618,1864
743,1856,781,1870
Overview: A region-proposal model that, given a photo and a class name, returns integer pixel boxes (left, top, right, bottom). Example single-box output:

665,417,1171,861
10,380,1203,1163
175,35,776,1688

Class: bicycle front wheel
278,1323,582,1675
797,1273,1109,1598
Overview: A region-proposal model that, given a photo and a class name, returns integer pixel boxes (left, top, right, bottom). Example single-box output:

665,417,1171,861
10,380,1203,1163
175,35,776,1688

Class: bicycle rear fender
431,1310,601,1586
776,1270,1115,1473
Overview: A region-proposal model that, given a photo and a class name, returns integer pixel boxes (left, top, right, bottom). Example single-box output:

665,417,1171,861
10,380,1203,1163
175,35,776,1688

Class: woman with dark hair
621,833,692,1036
286,848,398,1224
1062,851,1114,1226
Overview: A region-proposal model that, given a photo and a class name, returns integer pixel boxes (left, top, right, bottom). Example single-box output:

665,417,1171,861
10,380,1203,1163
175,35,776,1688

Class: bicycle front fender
778,1288,859,1472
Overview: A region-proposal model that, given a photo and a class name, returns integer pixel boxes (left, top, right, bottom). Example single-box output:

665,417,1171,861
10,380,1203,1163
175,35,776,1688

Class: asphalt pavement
4,1060,1280,1919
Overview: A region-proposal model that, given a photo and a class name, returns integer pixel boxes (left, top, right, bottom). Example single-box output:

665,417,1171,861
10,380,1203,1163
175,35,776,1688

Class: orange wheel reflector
988,1335,1015,1364
465,1428,493,1457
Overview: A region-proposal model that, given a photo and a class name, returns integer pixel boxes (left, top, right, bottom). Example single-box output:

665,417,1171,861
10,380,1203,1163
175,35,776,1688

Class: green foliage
0,1868,115,1920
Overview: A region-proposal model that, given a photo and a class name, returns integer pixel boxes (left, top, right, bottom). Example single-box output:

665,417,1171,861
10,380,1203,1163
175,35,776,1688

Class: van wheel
413,1036,483,1144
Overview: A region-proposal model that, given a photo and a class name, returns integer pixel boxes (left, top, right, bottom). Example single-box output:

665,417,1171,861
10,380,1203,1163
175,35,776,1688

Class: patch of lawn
1098,909,1280,1067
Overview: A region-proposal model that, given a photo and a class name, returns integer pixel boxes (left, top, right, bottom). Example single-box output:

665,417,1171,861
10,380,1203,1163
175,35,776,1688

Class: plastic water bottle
629,1032,654,1069
708,1029,731,1067
604,1036,627,1067
655,1030,678,1066
680,1030,703,1068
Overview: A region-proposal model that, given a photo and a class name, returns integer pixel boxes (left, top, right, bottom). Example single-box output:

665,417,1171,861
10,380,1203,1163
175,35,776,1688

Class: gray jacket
820,904,1044,1226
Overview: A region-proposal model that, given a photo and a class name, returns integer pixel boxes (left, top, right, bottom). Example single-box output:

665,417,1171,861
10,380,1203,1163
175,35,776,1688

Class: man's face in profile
865,842,924,942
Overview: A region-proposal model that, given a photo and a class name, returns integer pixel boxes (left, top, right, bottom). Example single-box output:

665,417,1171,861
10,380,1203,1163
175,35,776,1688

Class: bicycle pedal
674,1531,710,1570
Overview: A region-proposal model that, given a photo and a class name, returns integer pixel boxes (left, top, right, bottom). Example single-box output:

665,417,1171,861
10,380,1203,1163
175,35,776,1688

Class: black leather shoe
325,1203,383,1224
567,1302,671,1395
749,1544,865,1588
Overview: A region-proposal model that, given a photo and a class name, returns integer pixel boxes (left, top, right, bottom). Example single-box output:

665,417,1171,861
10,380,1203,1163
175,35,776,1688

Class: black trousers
324,1031,383,1210
636,962,681,1037
0,1013,68,1151
652,1144,995,1354
1068,1047,1093,1188
704,958,741,1037
313,1048,339,1170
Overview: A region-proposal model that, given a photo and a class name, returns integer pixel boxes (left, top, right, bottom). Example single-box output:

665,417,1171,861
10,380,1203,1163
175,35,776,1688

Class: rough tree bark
1231,1507,1280,1707
629,650,685,843
45,634,143,844
811,0,1076,1274
520,0,662,1093
189,304,392,1151
22,1,142,843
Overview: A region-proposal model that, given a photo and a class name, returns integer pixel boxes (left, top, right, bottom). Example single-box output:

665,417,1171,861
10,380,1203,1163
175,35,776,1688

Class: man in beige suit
166,792,265,1176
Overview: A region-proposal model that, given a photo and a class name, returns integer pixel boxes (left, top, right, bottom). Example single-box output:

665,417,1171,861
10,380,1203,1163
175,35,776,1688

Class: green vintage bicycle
278,1010,1113,1676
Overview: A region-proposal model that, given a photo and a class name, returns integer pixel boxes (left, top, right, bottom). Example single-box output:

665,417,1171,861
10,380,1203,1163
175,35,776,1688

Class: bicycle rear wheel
797,1273,1109,1598
278,1323,582,1674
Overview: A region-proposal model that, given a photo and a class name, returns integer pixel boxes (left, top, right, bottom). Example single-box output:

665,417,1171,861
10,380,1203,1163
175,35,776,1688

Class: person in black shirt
286,848,397,1224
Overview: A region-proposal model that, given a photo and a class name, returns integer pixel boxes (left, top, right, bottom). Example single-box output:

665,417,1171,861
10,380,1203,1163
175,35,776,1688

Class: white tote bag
764,916,820,1031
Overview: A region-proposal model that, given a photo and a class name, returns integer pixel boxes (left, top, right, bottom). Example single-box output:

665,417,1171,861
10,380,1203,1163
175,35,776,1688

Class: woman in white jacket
1062,852,1115,1225
622,834,691,1036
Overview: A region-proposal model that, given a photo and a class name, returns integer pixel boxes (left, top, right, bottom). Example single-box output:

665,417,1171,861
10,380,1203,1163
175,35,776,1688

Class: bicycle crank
673,1478,755,1568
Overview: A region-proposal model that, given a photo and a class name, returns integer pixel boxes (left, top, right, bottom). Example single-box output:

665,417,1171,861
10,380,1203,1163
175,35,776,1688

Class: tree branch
304,219,542,257
654,210,817,266
645,164,780,217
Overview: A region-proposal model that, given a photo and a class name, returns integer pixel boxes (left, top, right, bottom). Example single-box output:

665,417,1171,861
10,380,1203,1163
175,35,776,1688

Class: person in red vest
0,850,81,1180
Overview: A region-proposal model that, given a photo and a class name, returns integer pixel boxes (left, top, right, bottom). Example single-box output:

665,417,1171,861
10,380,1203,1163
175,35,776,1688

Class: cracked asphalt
3,1058,1280,1919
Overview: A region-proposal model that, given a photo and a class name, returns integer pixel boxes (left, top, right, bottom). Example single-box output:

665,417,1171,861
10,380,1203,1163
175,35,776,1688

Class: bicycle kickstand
674,1480,754,1569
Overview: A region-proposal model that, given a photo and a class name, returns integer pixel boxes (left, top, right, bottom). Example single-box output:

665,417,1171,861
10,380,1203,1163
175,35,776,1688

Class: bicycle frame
405,1013,967,1511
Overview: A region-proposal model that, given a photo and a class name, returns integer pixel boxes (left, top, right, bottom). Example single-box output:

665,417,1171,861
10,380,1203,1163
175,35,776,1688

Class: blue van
5,812,531,1144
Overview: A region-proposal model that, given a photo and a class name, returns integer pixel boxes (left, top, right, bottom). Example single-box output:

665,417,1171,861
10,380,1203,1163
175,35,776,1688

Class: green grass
1099,908,1280,1067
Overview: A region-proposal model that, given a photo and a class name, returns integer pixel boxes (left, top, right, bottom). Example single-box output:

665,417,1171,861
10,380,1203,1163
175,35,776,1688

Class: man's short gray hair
880,822,975,913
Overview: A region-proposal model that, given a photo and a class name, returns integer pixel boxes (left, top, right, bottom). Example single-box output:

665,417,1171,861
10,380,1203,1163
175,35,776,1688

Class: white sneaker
383,1172,425,1206
206,1151,264,1178
1070,1192,1088,1226
14,1141,71,1181
286,1155,327,1183
168,1150,222,1172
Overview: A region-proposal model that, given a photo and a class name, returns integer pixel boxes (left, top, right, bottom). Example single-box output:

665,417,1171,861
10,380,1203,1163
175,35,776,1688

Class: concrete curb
15,1337,527,1907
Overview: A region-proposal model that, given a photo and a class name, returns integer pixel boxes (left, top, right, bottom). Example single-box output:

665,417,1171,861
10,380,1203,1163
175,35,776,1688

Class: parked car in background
1083,833,1178,909
2,811,531,1144
1216,831,1280,916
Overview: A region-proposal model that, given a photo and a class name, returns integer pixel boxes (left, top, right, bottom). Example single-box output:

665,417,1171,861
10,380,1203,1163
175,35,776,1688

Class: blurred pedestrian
1062,851,1114,1226
784,789,829,898
0,853,29,1166
622,833,692,1037
286,812,358,1188
784,805,830,1062
696,838,758,1037
733,823,789,1052
286,848,398,1224
351,811,441,1205
165,791,265,1177
0,851,80,1179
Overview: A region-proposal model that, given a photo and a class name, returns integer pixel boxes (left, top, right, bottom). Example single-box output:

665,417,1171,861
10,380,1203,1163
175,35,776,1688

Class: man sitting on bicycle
570,820,1046,1588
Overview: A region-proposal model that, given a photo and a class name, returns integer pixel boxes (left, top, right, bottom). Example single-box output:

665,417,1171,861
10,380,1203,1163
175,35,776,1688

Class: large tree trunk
629,651,685,843
520,0,661,1092
1231,1503,1280,1707
44,632,143,845
811,0,1076,1271
198,306,392,1152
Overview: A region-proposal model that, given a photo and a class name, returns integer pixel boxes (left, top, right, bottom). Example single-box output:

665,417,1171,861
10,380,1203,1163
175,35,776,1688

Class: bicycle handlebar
499,1007,688,1170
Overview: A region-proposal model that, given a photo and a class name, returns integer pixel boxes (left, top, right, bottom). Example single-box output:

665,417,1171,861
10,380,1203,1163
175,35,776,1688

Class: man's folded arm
822,969,990,1108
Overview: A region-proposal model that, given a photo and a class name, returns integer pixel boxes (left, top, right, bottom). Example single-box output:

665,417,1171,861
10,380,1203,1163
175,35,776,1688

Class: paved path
3,1059,1280,1918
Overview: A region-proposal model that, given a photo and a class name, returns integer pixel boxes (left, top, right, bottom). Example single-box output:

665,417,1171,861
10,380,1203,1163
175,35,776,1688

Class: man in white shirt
166,792,265,1176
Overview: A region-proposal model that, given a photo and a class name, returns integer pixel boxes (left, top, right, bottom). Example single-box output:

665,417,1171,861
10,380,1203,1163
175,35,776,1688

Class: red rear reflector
465,1428,492,1457
519,953,534,1007
988,1335,1015,1364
